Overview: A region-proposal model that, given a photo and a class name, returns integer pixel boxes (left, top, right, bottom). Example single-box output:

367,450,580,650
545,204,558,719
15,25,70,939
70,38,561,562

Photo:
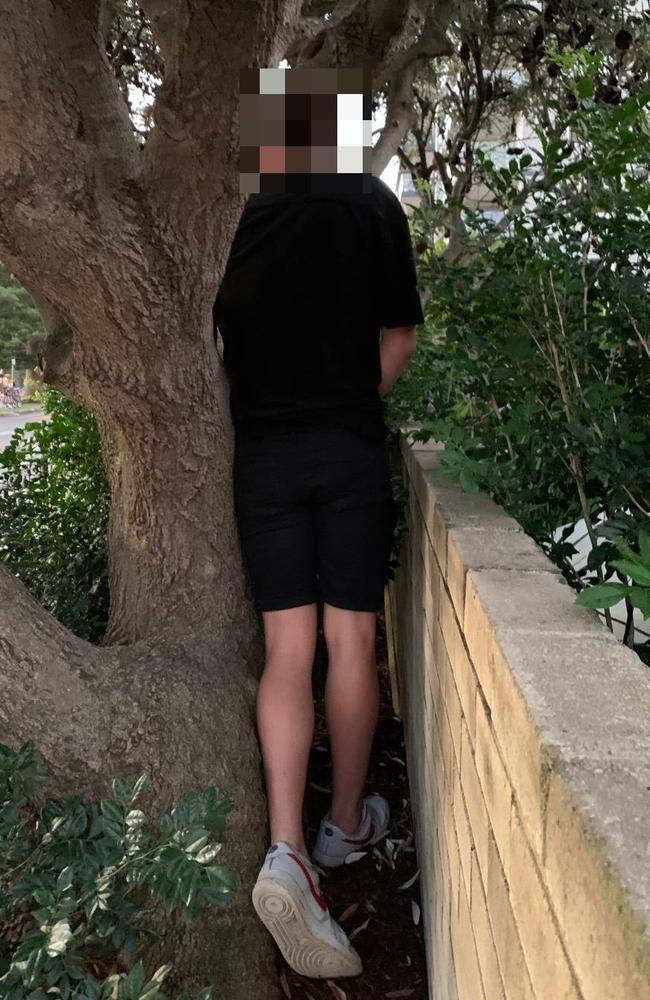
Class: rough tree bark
0,1,444,995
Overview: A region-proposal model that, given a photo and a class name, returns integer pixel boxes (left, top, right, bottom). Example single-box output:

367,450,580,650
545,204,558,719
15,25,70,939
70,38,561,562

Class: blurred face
239,67,373,194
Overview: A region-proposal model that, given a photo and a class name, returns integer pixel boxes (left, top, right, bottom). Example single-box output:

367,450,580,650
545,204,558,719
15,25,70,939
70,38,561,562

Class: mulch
279,607,428,1000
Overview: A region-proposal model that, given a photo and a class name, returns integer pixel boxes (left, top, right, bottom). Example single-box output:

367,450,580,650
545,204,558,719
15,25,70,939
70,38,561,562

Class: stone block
453,751,474,898
485,831,536,1000
544,759,650,1000
442,593,479,747
464,570,592,858
470,848,506,1000
507,804,579,1000
454,859,487,1000
474,694,513,875
460,719,490,889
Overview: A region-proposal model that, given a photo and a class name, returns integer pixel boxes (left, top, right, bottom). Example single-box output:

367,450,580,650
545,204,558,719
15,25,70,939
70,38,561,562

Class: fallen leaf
310,782,332,794
349,917,370,941
393,839,406,862
343,850,368,865
326,981,347,999
387,755,406,766
338,902,359,923
405,954,412,967
411,900,420,926
279,967,291,998
364,900,376,913
397,869,420,891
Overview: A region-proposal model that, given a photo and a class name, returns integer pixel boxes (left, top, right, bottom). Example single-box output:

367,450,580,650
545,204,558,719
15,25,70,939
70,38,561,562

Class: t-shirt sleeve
375,183,425,329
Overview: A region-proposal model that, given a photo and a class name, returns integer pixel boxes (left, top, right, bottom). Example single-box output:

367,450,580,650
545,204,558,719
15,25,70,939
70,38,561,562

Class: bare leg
323,605,379,833
257,603,318,858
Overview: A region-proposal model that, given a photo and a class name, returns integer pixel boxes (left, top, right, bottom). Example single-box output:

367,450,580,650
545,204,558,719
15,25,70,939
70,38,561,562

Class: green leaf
575,77,594,99
100,799,124,826
195,844,222,865
630,588,650,619
575,583,630,609
56,866,73,892
131,774,150,802
112,778,131,804
206,865,236,891
611,560,650,587
460,468,480,493
638,532,650,566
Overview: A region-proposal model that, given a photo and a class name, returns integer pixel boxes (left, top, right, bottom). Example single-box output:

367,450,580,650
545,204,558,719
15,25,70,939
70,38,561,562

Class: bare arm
378,325,417,398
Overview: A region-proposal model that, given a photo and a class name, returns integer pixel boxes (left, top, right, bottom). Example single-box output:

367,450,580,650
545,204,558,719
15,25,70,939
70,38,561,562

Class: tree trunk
0,551,276,997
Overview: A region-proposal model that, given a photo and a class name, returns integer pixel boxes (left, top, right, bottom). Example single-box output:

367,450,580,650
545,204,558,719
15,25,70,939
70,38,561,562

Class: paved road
0,408,47,449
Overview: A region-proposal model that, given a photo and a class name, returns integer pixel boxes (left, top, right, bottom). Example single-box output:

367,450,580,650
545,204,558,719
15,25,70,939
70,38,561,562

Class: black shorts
233,427,397,613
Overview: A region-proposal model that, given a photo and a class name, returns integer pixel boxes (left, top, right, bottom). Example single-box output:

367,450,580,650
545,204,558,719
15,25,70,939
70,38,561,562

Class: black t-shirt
212,174,424,441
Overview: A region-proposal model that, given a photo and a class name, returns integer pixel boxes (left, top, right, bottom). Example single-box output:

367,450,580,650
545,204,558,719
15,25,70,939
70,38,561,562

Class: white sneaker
312,795,390,868
251,841,363,978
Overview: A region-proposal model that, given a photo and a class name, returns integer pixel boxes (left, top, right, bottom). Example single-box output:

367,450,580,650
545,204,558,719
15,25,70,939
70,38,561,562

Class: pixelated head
239,67,373,194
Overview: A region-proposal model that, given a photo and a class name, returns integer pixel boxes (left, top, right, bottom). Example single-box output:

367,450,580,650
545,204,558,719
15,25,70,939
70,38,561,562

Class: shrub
0,742,235,1000
0,386,110,643
387,53,650,660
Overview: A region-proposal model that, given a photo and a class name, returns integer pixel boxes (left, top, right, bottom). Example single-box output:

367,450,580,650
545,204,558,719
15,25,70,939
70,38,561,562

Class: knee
323,607,376,662
261,604,318,670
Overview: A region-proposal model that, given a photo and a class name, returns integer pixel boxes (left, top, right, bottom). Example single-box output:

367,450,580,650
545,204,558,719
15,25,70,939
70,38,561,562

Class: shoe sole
312,813,390,869
252,876,362,978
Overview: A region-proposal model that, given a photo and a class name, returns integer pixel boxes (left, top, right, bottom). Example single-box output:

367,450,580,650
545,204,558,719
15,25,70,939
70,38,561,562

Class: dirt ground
280,607,428,1000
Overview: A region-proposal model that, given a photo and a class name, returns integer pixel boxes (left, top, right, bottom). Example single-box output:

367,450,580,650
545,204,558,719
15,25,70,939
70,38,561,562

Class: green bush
20,373,44,405
0,742,235,1000
0,386,110,643
387,52,650,659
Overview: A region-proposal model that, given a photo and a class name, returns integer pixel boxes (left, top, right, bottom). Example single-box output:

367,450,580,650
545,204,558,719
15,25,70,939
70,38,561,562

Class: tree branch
0,1,140,315
139,0,302,263
0,564,112,796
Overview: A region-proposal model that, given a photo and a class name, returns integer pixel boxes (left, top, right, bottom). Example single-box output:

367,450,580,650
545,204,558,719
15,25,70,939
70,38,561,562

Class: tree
394,0,650,257
0,265,43,376
0,1,456,995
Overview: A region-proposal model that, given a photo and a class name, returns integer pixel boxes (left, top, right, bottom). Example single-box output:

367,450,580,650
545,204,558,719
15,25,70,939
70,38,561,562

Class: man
213,67,424,980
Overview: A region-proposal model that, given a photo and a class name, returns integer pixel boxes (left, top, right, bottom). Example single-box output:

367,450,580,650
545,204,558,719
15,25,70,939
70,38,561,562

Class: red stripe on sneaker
342,820,375,845
287,853,328,911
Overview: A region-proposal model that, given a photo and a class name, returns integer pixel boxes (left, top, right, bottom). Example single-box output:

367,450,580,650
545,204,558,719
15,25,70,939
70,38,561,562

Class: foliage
0,741,235,1000
400,0,650,216
0,386,110,643
387,54,650,658
0,266,43,378
107,1,163,137
575,518,650,660
19,373,44,405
